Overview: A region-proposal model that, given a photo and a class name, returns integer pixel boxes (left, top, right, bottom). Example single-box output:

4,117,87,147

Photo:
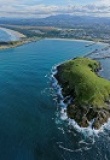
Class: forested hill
0,15,110,27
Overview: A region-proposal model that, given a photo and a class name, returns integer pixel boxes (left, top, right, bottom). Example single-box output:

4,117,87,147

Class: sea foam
51,63,110,136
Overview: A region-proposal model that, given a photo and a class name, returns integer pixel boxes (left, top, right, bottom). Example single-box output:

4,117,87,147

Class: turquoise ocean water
0,35,109,160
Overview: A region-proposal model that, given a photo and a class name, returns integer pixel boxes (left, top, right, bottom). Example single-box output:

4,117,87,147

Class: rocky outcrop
55,57,110,129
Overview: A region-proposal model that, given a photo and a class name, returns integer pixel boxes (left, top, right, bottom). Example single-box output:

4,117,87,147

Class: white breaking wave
51,63,110,137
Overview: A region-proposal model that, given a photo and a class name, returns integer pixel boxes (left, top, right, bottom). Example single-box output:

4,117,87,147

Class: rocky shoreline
55,58,110,129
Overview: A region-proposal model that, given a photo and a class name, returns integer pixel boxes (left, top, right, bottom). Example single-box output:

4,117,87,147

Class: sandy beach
45,38,109,46
0,27,26,41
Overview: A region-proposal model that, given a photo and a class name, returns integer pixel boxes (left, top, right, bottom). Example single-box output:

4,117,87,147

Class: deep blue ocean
0,37,110,160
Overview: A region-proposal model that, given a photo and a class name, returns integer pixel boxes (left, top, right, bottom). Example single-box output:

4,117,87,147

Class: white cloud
0,0,110,18
95,0,110,6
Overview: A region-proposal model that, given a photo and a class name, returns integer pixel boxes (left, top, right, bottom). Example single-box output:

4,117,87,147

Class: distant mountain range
0,15,110,27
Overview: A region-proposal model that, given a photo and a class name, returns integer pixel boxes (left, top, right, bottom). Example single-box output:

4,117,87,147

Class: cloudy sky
0,0,110,18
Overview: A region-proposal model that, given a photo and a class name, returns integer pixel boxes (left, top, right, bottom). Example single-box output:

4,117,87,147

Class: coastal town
1,24,110,43
0,24,110,61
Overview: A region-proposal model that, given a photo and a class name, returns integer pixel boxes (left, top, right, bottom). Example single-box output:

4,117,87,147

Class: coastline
0,28,109,51
0,27,26,40
52,60,110,133
51,64,101,134
46,37,110,59
45,38,109,46
0,37,43,50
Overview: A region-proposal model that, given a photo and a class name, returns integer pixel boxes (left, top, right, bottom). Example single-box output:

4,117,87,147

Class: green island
55,57,110,129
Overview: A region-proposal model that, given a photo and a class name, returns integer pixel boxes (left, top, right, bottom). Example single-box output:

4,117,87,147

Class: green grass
60,57,110,108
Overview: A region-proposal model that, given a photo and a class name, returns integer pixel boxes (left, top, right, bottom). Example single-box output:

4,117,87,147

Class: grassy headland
55,58,110,129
